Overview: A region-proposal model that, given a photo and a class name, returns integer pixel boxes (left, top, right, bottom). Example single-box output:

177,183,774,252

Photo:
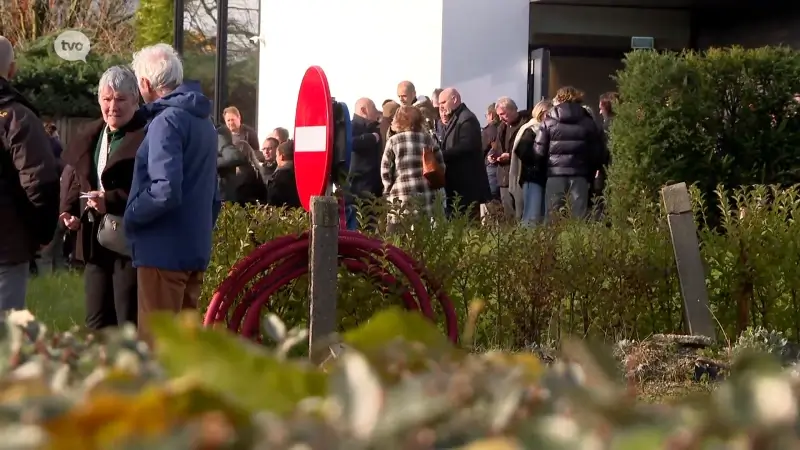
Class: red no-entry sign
294,66,333,211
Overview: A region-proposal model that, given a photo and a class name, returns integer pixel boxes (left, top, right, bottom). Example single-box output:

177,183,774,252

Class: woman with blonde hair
381,106,445,227
509,99,551,226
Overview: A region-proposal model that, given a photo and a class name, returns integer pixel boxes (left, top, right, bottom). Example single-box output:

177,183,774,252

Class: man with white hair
124,43,221,343
0,36,60,311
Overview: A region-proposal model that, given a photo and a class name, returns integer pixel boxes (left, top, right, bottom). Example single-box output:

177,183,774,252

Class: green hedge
607,47,800,223
203,185,800,349
11,36,128,117
11,35,259,124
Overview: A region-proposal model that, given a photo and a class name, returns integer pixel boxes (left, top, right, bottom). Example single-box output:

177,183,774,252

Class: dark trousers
446,197,482,222
544,176,590,222
84,258,138,330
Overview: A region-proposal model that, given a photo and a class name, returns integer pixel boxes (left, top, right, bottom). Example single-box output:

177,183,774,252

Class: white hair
131,43,183,92
98,65,139,97
0,36,14,79
495,96,518,112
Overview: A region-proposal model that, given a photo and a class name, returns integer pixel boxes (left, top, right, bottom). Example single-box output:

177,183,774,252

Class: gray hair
131,43,183,92
0,36,14,79
98,66,139,97
495,96,518,112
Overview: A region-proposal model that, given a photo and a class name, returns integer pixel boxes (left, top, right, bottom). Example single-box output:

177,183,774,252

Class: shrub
201,184,799,349
607,47,800,224
5,307,800,448
11,36,127,117
11,36,259,126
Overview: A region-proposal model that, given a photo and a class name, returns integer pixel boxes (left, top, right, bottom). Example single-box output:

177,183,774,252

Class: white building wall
257,0,531,140
441,0,531,115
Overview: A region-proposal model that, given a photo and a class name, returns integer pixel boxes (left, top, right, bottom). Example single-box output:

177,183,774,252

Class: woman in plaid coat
381,106,446,224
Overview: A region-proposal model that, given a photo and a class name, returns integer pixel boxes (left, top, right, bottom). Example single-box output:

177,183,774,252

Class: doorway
529,46,625,112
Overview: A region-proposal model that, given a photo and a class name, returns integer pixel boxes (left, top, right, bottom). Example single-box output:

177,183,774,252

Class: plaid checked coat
381,131,446,221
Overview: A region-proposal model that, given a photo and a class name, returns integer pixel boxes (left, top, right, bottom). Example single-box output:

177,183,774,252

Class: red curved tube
203,231,460,343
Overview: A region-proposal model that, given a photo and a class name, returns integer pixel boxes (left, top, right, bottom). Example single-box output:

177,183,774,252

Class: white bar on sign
294,125,327,152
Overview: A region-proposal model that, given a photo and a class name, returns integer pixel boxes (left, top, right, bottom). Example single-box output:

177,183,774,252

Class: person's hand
86,191,106,214
487,154,497,164
59,212,80,230
497,153,511,163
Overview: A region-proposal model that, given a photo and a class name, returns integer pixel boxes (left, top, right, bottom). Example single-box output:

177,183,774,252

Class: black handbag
96,214,130,257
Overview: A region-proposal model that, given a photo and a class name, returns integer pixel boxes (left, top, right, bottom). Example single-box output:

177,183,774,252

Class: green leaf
150,312,327,414
610,427,670,449
341,307,453,354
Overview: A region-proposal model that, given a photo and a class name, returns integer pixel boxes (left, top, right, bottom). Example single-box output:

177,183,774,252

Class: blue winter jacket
124,81,222,271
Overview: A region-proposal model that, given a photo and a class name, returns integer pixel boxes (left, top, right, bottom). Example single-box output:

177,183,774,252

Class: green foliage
11,35,127,117
204,201,680,350
201,184,800,350
9,34,259,125
733,326,790,362
607,47,800,222
134,0,175,48
150,312,326,414
3,307,800,448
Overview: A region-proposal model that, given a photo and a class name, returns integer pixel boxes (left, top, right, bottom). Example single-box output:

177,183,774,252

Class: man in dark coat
266,140,302,208
216,126,266,205
346,98,383,230
437,88,491,219
0,36,60,311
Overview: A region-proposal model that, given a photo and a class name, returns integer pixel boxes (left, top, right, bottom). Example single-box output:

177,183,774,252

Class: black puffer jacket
533,102,604,178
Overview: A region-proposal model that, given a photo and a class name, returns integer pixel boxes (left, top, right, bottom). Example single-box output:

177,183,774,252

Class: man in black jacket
437,88,491,219
216,126,266,205
534,86,604,221
0,36,60,310
266,140,301,208
346,98,382,230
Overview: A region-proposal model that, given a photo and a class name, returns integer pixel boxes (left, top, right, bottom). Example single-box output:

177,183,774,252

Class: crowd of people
216,79,613,230
0,32,614,339
340,81,612,229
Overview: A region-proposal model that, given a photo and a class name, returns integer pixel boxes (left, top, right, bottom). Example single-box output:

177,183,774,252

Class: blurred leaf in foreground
342,307,453,354
150,312,327,414
43,387,176,449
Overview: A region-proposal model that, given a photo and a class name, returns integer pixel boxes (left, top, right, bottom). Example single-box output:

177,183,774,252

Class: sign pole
293,66,340,361
308,195,339,363
661,182,716,341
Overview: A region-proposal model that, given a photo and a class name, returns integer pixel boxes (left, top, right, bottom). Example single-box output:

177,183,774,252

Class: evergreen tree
134,0,175,48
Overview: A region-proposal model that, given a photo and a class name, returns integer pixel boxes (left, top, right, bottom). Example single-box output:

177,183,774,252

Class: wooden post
661,183,716,341
308,196,339,362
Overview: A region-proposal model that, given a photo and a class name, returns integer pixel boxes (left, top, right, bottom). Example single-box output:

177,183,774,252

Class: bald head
437,88,462,118
0,36,15,80
355,97,380,122
397,81,416,106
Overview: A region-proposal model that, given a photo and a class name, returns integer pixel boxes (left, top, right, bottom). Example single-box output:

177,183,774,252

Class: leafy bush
5,307,800,448
11,36,259,126
11,36,128,117
202,184,800,350
607,47,800,223
733,326,789,362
